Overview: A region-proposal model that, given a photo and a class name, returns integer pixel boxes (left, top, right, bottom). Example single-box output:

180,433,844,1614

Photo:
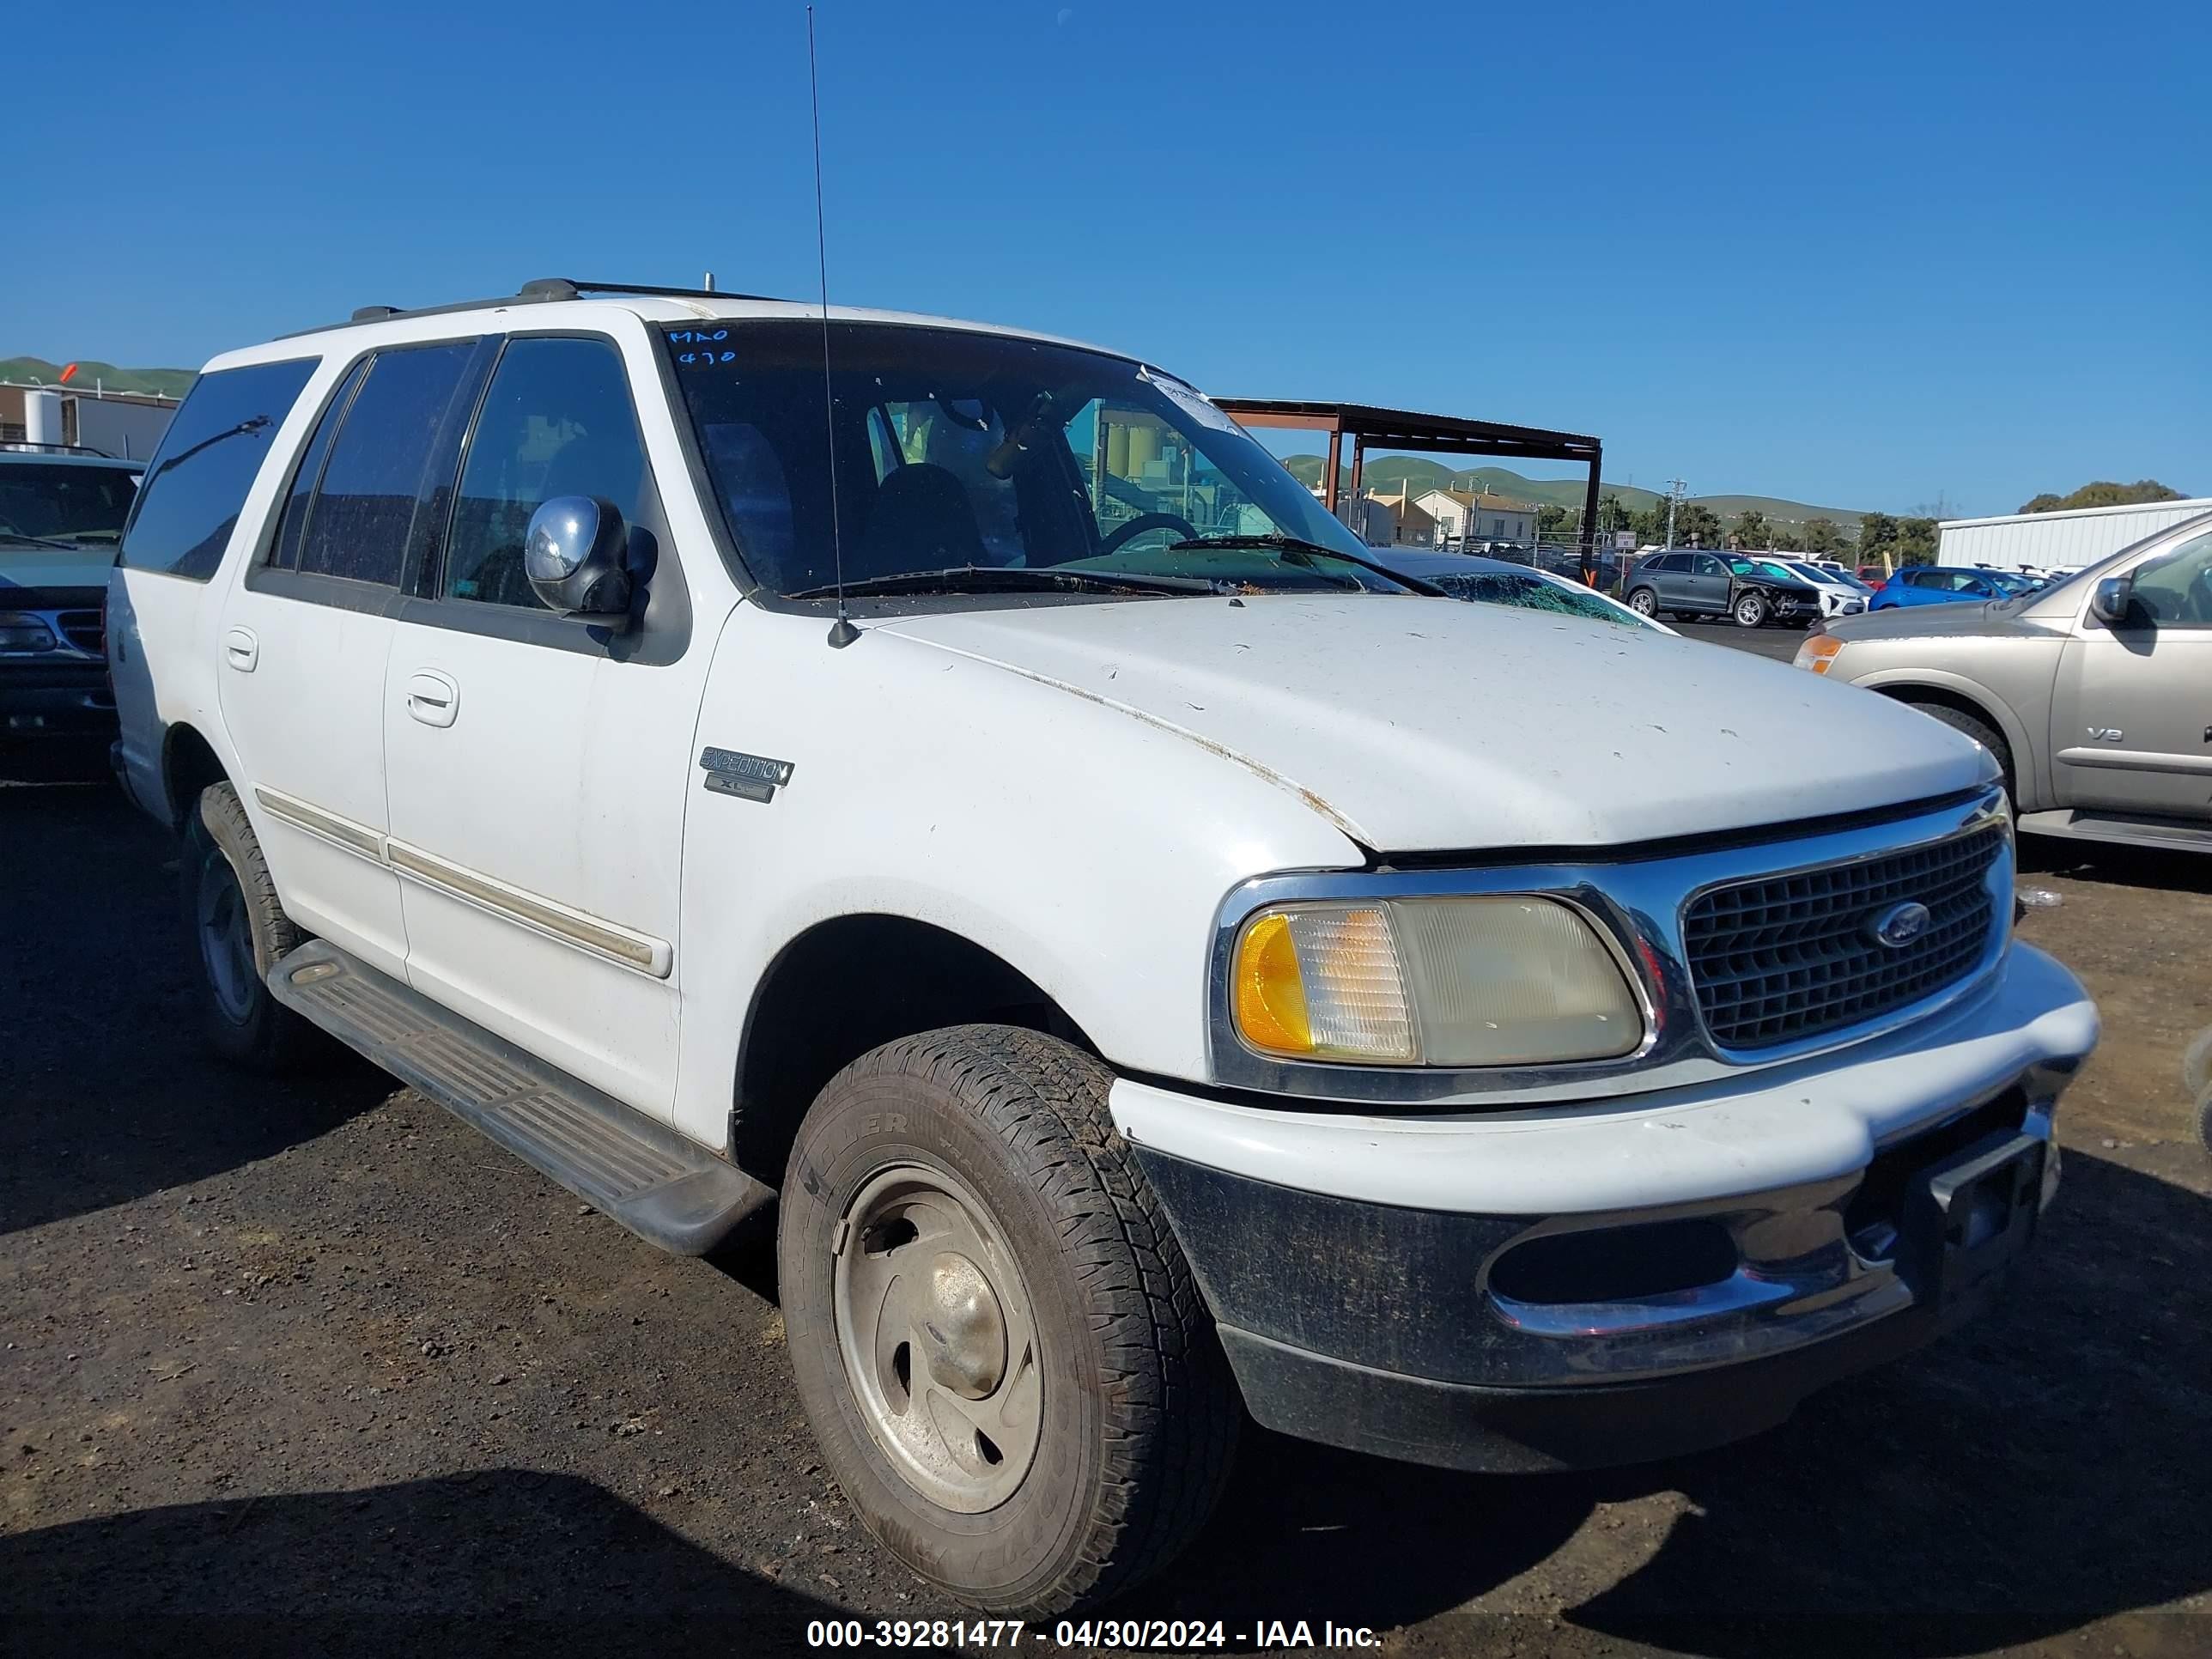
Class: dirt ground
4,769,2209,1659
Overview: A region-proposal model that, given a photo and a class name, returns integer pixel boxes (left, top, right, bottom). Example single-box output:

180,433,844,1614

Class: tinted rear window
118,359,317,580
296,343,478,587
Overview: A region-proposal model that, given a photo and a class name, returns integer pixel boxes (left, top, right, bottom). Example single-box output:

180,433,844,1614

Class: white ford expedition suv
110,279,2099,1613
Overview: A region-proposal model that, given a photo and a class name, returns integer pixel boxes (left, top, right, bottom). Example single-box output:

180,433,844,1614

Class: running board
268,939,772,1255
2016,809,2212,854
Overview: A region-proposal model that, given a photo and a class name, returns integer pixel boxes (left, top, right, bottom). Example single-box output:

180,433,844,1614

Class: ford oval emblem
1869,900,1933,949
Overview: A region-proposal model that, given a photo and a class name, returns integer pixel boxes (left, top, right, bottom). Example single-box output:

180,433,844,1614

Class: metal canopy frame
1212,398,1605,562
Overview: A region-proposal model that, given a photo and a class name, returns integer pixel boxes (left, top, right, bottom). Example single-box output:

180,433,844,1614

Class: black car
0,449,143,757
1623,550,1823,628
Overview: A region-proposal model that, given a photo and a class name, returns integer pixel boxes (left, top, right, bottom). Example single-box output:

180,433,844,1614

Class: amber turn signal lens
1233,911,1313,1055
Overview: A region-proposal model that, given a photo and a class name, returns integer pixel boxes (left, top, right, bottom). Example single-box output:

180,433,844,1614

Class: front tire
1733,592,1768,628
182,781,321,1073
779,1025,1238,1614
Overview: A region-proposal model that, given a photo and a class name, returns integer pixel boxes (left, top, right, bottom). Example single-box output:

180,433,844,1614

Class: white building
1936,496,2212,575
1,382,179,460
1416,489,1538,548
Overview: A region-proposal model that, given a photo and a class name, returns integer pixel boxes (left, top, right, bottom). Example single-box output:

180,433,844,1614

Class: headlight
0,612,59,655
1794,633,1843,675
1231,896,1644,1066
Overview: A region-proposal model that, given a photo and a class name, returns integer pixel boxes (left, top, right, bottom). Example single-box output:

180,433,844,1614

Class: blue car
1869,565,2041,610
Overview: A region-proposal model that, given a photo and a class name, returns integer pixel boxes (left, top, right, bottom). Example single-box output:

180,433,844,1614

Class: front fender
667,605,1362,1149
1848,665,2043,807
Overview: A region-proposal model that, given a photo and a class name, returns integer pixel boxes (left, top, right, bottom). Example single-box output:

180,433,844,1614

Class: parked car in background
1871,566,2039,611
1799,510,2212,854
1624,550,1824,627
109,277,2098,1614
1756,558,1869,620
1857,565,1889,584
1373,549,1675,634
1,448,142,757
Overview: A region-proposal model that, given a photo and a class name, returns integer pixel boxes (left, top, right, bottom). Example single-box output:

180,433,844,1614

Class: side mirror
526,496,633,625
2088,575,2134,628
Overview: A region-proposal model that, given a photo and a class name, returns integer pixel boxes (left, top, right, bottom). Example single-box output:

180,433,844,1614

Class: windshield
1427,568,1650,629
1729,557,1795,580
0,462,139,544
662,321,1400,599
1981,569,2039,596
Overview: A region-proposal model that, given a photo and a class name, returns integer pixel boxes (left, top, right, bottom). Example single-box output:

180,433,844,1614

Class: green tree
1598,492,1632,535
1802,517,1843,556
1732,509,1768,548
1674,503,1723,547
1536,504,1571,535
1769,524,1805,552
1857,511,1899,568
1893,517,1941,564
2019,479,2185,514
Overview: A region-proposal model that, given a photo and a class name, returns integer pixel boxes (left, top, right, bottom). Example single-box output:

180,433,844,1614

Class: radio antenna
809,5,858,648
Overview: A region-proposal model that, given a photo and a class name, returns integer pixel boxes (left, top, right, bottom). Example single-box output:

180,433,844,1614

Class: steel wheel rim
831,1162,1043,1513
197,854,258,1024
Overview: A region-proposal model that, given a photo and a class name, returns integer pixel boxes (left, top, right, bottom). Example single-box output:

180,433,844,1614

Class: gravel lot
6,656,2209,1656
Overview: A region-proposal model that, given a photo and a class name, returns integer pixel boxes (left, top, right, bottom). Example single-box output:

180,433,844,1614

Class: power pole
1665,478,1686,550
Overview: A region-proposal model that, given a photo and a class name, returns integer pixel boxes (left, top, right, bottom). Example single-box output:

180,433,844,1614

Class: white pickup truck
109,279,2098,1614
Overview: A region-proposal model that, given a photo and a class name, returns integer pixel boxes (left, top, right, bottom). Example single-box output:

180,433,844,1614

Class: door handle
223,627,258,672
404,670,459,728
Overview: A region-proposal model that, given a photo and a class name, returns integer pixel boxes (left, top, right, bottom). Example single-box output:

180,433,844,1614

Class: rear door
216,339,489,977
380,329,708,1115
2050,526,2212,822
1641,553,1685,606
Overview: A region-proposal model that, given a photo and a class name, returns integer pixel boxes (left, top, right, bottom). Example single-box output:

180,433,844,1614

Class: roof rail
279,277,790,341
0,440,121,459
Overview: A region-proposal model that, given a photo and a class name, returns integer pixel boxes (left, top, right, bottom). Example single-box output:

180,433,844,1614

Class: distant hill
0,356,196,398
1279,455,1865,532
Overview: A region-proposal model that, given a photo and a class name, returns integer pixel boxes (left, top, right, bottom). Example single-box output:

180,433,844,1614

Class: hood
870,595,1993,853
0,543,118,597
1826,599,2053,646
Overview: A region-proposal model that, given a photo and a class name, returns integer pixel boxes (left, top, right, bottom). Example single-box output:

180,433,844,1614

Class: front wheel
1626,587,1659,617
778,1026,1238,1614
1733,592,1769,628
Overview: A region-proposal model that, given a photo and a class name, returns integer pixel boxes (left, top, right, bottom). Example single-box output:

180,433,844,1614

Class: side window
1645,554,1680,574
445,337,651,610
1694,554,1726,578
266,361,368,571
118,358,317,580
2127,530,2212,627
298,343,478,588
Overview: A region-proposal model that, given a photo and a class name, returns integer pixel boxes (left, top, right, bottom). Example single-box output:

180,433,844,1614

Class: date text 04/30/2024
804,1620,1382,1650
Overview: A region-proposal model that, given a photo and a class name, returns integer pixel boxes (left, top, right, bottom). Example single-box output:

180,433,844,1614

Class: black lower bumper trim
1222,1299,1945,1474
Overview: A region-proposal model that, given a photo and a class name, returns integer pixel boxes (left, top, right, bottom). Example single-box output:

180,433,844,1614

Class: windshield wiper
0,532,77,550
784,564,1217,601
1165,533,1443,594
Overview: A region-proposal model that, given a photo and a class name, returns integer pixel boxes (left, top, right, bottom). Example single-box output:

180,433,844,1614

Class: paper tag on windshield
1140,368,1241,435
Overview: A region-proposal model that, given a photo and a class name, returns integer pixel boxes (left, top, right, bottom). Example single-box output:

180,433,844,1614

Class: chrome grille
1683,824,2005,1049
55,609,103,657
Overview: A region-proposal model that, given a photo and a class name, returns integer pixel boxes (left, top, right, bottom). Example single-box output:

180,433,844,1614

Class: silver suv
1798,511,2212,854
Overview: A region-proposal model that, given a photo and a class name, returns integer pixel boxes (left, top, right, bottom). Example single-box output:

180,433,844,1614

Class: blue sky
10,0,2205,516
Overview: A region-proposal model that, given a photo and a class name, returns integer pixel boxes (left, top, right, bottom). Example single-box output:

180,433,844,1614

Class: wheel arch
730,912,1101,1185
1856,672,2039,804
160,721,233,832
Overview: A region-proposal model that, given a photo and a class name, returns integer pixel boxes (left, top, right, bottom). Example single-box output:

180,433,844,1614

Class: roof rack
282,277,789,341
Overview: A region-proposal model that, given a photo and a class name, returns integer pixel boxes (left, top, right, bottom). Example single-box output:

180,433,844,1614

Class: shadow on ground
2,783,392,1237
0,1470,834,1657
